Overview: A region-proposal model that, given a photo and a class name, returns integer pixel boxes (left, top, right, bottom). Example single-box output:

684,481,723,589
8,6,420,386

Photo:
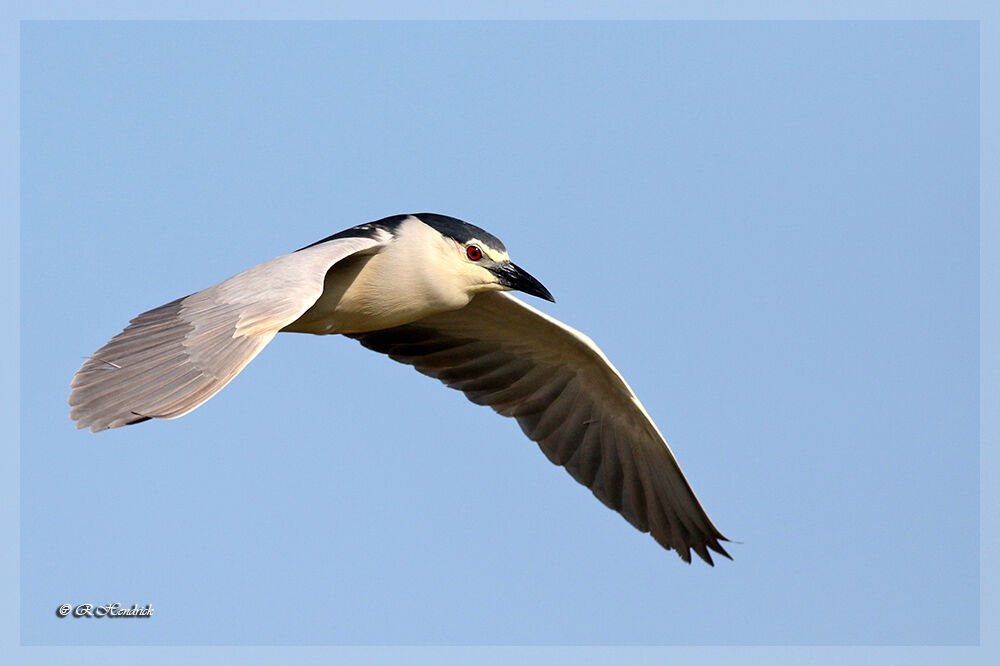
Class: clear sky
7,7,995,666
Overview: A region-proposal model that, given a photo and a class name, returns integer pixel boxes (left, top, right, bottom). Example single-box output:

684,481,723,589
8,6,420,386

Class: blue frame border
4,2,996,665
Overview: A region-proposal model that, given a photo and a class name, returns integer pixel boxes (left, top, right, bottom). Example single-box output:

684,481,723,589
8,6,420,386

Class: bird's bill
492,262,555,302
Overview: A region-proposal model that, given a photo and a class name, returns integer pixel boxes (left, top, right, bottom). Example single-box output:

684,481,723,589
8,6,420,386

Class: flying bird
69,213,730,564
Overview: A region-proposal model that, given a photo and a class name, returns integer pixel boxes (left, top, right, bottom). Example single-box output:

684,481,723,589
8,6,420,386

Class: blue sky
6,5,997,666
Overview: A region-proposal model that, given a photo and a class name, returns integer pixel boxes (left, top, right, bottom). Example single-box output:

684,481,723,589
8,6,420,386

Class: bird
69,213,730,564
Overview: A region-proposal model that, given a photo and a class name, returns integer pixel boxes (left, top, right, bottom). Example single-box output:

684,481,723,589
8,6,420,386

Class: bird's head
413,213,555,303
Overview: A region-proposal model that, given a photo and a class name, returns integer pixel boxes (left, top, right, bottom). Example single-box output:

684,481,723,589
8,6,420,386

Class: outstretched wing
348,291,729,564
70,233,388,432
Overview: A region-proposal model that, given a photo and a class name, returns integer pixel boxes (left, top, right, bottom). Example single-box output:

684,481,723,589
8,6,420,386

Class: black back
296,213,505,253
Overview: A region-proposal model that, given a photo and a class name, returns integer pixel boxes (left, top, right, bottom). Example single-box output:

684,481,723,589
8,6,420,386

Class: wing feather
348,291,729,564
70,234,386,432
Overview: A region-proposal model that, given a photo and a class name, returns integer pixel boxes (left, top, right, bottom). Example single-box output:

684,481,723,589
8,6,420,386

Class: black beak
492,262,556,303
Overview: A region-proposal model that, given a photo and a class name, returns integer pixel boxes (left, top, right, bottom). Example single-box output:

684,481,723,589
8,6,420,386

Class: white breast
283,217,473,335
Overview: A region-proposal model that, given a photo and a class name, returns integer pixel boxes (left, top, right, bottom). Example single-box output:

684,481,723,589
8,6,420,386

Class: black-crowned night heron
69,213,730,564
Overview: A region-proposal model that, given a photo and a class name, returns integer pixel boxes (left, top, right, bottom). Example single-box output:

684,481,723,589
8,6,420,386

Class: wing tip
70,413,109,434
69,404,154,434
693,535,733,566
661,530,733,566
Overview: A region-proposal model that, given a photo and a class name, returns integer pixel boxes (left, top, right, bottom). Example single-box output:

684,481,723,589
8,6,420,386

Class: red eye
466,245,483,261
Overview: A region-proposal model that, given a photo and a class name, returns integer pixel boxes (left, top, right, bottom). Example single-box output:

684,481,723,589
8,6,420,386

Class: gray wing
348,291,730,564
70,234,387,432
